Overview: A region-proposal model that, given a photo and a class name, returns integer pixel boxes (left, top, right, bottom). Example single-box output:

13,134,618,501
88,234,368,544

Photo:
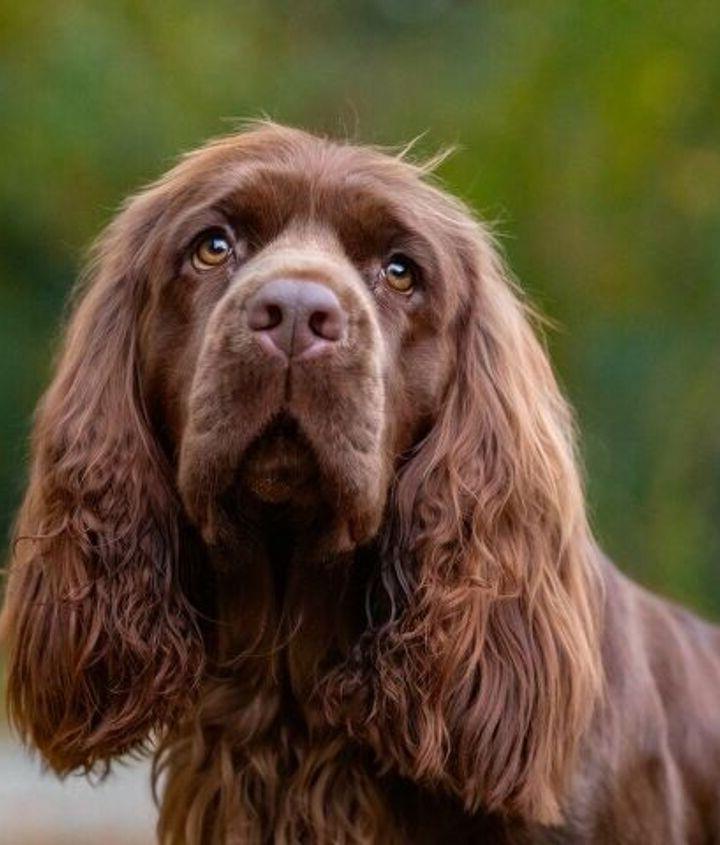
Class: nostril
263,303,283,330
248,301,283,332
308,307,344,342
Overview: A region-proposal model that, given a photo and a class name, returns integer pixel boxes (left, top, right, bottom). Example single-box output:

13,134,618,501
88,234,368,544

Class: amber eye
192,231,233,271
382,254,415,294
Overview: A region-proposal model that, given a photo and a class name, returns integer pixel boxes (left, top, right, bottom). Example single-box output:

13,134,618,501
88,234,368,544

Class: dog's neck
208,507,373,711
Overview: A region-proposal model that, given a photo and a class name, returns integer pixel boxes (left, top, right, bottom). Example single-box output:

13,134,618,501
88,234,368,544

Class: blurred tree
0,0,718,613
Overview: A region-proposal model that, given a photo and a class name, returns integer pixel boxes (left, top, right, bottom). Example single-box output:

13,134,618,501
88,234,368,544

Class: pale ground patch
0,738,156,844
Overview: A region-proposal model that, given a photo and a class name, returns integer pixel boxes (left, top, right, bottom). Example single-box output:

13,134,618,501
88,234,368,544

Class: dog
3,123,719,843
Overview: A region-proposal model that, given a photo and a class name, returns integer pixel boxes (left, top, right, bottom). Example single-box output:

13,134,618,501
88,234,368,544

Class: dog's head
150,127,468,556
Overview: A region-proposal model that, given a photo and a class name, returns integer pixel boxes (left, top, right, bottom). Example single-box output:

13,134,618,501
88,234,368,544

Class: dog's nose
246,279,347,359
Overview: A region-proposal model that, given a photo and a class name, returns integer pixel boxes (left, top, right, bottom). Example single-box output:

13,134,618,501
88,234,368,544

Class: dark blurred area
0,1,718,836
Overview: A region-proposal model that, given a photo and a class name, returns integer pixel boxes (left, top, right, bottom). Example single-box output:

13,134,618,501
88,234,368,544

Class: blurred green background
1,0,719,627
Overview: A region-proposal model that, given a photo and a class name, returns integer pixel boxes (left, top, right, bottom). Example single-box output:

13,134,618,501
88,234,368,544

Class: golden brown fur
3,124,719,843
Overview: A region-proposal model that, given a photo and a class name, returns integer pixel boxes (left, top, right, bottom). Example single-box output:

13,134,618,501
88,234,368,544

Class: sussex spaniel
3,123,720,844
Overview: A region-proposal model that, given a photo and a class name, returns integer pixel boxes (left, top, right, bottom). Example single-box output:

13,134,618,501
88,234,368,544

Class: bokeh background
1,0,718,841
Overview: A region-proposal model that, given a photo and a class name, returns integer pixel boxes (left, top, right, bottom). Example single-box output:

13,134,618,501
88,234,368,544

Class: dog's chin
239,416,321,508
180,408,388,557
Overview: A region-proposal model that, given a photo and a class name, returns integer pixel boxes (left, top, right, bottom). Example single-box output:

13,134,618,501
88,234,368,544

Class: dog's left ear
2,185,206,775
327,217,602,825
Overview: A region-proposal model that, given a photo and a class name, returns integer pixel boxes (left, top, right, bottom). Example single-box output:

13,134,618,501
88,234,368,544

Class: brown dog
3,123,719,843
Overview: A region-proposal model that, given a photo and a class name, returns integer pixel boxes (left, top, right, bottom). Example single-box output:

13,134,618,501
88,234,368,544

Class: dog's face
136,128,468,556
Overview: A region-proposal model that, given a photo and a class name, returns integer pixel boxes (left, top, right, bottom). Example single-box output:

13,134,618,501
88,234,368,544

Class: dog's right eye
192,231,233,271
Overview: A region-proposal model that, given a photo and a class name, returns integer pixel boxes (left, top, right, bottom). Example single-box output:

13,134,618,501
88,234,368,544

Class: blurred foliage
0,0,718,615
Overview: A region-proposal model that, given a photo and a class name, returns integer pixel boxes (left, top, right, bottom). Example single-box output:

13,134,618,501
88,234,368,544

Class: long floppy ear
328,220,602,825
2,192,205,775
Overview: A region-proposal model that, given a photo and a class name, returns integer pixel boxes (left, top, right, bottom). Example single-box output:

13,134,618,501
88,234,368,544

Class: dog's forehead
178,130,426,222
179,156,431,263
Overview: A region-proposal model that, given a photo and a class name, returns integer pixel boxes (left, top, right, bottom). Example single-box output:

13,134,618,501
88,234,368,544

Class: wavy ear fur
327,220,602,825
2,191,205,774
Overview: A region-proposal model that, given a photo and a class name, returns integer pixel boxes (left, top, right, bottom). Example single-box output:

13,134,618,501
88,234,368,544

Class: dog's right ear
3,186,206,775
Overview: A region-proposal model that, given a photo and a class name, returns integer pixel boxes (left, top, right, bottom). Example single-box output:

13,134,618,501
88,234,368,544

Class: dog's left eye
192,231,233,271
382,254,415,294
